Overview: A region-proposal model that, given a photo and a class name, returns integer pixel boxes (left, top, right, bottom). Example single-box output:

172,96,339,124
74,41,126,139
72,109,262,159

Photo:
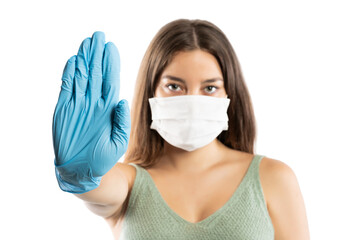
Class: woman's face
155,50,227,98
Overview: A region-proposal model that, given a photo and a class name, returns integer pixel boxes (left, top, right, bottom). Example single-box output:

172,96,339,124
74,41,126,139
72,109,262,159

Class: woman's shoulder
258,156,309,238
259,155,297,200
258,155,308,233
259,156,297,191
259,156,294,177
113,161,137,192
226,149,298,206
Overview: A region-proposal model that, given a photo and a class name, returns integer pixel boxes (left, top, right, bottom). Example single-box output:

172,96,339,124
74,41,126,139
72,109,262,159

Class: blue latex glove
52,31,131,194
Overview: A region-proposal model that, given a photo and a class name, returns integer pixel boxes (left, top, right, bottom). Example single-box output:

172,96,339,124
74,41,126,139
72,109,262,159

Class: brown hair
123,19,257,168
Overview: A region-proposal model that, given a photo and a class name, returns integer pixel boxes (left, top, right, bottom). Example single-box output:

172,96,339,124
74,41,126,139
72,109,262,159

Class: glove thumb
112,99,131,151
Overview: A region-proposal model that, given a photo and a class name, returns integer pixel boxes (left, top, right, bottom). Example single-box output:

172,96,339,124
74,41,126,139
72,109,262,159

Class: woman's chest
146,162,251,224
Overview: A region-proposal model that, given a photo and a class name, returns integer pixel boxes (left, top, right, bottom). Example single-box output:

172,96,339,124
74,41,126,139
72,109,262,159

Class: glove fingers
74,37,90,99
102,42,120,106
88,31,105,103
112,99,131,151
59,55,76,103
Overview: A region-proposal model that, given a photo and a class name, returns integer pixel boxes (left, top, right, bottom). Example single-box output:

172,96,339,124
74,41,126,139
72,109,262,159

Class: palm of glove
52,32,130,193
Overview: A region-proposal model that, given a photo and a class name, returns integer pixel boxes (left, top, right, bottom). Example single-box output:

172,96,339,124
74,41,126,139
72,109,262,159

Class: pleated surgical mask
148,95,230,151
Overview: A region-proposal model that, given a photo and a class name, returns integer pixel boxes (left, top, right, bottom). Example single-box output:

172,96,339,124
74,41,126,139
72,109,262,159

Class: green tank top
119,154,274,239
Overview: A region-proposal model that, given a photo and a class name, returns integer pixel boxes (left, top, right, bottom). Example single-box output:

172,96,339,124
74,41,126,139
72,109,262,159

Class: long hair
123,19,257,168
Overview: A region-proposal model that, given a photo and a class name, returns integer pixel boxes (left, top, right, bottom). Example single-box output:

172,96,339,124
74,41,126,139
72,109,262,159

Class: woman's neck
156,139,228,174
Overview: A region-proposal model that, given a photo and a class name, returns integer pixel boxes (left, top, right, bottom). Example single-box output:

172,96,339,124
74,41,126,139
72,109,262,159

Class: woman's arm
74,162,135,219
260,157,310,240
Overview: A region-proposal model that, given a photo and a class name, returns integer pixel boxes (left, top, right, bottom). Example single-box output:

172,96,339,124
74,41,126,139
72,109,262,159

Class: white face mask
148,95,231,151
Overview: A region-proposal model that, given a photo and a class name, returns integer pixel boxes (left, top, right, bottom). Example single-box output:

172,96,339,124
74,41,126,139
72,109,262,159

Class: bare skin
82,50,310,239
145,141,257,224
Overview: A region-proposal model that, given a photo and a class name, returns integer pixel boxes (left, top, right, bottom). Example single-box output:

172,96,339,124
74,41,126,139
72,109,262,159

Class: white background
0,0,359,239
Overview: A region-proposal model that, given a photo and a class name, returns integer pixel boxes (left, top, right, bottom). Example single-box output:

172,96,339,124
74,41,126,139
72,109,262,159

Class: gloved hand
52,31,131,194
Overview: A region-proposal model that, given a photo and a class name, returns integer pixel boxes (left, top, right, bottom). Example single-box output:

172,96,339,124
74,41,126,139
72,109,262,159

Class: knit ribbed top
119,154,274,239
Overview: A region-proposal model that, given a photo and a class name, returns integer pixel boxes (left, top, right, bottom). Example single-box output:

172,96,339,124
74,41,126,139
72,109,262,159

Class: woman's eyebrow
162,75,223,83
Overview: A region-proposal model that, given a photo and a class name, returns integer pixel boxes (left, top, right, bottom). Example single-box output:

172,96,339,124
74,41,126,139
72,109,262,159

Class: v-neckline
140,154,258,227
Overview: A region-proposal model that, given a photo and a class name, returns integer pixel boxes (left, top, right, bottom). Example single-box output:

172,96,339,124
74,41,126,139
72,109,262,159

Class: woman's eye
204,86,218,93
165,84,218,93
166,84,182,91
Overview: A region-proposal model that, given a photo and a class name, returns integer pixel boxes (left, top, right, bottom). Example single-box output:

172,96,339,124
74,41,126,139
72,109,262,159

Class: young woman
53,19,310,239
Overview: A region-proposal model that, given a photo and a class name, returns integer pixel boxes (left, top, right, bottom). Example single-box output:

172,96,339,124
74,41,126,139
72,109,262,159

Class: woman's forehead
161,50,223,81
